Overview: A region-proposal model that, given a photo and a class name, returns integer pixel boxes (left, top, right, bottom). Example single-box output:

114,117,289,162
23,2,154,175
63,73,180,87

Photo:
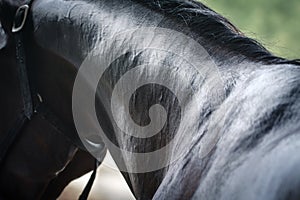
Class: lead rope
79,160,100,200
0,3,99,200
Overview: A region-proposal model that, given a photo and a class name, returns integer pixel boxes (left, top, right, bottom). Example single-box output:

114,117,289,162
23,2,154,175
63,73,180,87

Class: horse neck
30,0,269,199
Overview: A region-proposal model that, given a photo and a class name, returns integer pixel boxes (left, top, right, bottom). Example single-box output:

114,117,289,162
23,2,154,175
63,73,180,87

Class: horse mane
1,0,299,66
134,0,300,66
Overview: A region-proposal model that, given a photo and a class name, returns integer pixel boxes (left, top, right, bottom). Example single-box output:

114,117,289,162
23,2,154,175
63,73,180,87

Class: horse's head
0,1,103,199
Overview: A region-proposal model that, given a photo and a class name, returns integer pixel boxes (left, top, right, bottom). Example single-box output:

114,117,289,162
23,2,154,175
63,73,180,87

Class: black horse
0,0,300,199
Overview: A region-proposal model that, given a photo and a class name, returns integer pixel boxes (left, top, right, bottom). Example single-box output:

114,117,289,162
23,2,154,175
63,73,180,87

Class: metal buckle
12,5,29,33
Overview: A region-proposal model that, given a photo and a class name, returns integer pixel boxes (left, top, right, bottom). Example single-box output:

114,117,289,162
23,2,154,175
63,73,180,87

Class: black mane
134,0,300,66
1,0,299,65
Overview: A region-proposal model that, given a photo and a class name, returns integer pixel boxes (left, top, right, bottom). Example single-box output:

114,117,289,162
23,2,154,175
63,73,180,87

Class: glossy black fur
0,0,300,200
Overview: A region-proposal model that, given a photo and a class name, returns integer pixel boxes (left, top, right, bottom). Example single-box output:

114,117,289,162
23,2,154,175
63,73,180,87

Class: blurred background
59,0,300,199
203,0,300,59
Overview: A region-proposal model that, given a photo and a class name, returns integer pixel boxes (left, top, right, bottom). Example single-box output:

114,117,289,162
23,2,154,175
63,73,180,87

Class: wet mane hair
134,0,300,65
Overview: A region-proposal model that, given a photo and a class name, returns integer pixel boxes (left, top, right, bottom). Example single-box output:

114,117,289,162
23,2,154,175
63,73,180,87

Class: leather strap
79,160,100,200
14,33,33,118
0,1,33,164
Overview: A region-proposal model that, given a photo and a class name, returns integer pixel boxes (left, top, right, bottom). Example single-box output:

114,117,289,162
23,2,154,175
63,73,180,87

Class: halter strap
0,0,34,164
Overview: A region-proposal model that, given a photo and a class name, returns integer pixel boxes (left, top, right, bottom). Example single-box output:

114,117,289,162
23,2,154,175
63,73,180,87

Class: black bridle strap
14,30,33,119
0,3,33,164
13,5,33,119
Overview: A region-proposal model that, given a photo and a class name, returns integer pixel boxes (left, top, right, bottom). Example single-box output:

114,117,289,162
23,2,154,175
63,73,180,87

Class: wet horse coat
1,0,300,199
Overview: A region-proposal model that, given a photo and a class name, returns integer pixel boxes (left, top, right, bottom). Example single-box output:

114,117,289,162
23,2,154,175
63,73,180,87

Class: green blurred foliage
201,0,300,59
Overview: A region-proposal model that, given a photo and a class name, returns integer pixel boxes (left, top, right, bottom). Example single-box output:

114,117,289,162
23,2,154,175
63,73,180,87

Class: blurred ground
58,152,135,200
